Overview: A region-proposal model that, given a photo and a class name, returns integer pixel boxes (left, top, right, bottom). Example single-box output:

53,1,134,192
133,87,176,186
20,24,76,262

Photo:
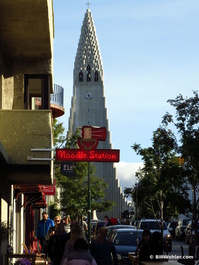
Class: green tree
53,119,66,147
53,119,114,219
49,202,60,220
162,91,199,252
130,126,190,220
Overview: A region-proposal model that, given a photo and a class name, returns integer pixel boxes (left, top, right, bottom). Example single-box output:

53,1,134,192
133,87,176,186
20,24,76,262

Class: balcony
0,110,53,185
0,0,54,59
50,84,65,118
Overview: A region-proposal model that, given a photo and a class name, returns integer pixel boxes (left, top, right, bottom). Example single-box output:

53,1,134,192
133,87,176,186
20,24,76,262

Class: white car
139,219,172,252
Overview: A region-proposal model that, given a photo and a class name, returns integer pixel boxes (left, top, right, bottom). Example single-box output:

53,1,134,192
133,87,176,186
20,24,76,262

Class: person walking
36,212,54,251
90,227,118,265
46,222,69,265
62,238,97,265
136,229,152,264
62,215,71,234
60,221,86,265
104,215,111,227
45,215,62,241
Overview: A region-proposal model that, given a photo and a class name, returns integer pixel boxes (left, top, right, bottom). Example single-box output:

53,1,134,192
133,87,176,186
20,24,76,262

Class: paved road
171,239,189,256
163,239,197,264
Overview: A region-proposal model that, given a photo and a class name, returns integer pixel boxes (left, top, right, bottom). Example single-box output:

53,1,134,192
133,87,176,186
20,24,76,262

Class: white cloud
114,161,143,193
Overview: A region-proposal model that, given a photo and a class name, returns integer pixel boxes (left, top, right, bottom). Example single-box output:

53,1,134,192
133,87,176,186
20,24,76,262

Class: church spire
74,8,103,86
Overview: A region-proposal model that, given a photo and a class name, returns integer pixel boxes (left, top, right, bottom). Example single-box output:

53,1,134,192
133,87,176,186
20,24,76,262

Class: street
171,240,189,256
163,239,196,264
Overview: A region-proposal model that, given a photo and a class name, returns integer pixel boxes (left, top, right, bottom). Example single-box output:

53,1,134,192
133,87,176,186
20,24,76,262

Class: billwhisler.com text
149,255,194,260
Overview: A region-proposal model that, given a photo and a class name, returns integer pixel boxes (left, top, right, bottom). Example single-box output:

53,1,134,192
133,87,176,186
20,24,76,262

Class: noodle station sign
56,126,120,163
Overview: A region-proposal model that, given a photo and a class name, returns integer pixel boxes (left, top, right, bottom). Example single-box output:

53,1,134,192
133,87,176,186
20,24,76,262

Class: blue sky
53,0,199,190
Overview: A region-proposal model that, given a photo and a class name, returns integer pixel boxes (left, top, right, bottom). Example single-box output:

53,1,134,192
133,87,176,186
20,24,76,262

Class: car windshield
114,231,140,246
183,219,190,226
169,223,177,228
140,221,167,230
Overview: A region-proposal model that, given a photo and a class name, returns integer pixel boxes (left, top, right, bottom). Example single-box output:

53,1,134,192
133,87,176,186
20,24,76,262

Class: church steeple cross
86,1,91,9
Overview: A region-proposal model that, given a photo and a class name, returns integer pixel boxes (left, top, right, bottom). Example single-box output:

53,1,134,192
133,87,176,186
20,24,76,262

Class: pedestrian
45,215,62,241
36,212,54,251
78,215,88,238
104,215,111,227
46,222,69,265
136,229,152,264
151,231,164,258
32,237,41,253
60,221,86,265
90,227,118,265
62,238,97,265
62,215,71,233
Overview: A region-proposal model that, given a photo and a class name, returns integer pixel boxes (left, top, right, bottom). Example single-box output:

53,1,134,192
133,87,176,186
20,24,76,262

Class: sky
53,0,199,192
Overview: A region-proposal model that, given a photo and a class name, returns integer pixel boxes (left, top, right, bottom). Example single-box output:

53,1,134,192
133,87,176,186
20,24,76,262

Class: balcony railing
51,84,64,107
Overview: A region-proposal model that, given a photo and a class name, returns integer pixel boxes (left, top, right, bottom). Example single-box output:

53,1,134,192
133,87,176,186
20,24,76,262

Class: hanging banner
43,185,56,195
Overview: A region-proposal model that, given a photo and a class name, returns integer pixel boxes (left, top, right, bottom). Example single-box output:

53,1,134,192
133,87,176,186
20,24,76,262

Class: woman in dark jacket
136,229,153,263
90,227,118,265
47,222,69,265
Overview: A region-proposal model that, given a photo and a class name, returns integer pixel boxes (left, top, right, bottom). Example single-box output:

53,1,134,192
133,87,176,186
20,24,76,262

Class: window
87,65,91,82
79,71,83,82
24,75,50,110
94,70,98,82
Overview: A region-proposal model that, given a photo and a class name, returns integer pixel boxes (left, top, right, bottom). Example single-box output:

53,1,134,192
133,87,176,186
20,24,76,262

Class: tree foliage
53,119,114,219
130,126,191,220
162,91,199,249
163,91,199,181
53,119,66,147
128,91,199,226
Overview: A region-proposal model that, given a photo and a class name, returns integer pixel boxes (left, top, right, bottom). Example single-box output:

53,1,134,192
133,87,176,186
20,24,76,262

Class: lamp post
88,162,91,244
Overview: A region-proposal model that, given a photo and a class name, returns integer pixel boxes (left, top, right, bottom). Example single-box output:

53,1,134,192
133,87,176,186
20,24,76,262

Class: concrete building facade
68,8,128,219
0,1,64,263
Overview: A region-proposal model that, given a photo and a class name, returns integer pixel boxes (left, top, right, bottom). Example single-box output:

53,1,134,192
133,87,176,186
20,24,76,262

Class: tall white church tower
68,7,128,218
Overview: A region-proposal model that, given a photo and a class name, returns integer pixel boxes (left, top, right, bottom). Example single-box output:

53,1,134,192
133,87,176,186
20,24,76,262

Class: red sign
56,149,120,162
78,126,107,150
43,185,56,195
81,126,107,141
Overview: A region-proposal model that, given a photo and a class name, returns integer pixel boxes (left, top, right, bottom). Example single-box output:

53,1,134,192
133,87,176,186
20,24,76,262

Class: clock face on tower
85,91,92,100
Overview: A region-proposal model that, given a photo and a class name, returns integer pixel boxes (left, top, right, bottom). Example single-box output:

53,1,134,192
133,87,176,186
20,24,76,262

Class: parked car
138,219,172,252
185,221,199,245
107,224,136,238
167,222,177,238
175,218,190,241
94,220,106,236
109,228,143,263
130,220,140,228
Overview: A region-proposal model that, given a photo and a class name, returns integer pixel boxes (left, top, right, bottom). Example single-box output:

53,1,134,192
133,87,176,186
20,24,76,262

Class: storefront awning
14,184,43,199
31,195,47,209
14,185,47,210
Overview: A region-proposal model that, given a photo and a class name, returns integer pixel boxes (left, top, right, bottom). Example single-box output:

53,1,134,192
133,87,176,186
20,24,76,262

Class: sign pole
88,161,91,244
55,126,120,245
